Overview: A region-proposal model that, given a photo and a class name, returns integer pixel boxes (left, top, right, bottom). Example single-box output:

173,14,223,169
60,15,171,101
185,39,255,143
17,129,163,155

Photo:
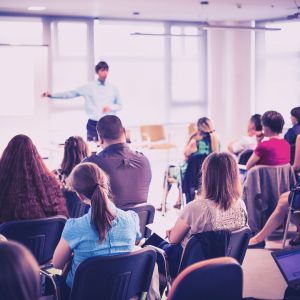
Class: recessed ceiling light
28,6,46,11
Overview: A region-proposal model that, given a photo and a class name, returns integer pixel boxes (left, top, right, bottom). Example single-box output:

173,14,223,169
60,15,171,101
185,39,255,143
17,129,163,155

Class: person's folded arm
246,153,260,170
53,237,72,270
168,217,190,245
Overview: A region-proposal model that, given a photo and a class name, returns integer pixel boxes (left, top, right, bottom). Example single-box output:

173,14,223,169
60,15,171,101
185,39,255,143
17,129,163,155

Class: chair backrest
0,216,67,265
291,144,296,165
63,190,90,218
182,154,207,204
140,125,165,142
178,230,231,274
237,150,253,165
188,123,201,141
168,257,243,300
226,226,251,265
123,203,155,244
69,247,156,300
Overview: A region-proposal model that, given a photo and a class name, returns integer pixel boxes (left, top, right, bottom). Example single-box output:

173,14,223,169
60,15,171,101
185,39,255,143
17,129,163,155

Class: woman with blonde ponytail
53,162,141,299
157,117,220,210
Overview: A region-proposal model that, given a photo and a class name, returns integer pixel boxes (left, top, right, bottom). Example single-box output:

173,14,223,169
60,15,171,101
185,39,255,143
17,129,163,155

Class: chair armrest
145,246,172,294
39,268,60,300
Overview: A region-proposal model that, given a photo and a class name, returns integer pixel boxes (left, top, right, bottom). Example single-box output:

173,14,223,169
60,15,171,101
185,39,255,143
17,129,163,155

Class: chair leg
162,170,168,216
282,211,293,249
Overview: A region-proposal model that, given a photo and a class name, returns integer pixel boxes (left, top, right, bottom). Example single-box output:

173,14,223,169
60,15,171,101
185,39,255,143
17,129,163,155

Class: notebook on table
272,245,300,289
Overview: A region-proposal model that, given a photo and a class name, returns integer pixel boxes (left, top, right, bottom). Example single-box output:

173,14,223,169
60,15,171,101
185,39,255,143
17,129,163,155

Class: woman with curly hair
53,136,89,189
0,134,68,224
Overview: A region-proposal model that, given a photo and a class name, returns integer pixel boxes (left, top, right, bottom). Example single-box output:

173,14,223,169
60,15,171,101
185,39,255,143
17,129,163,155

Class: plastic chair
282,184,300,249
0,216,67,265
161,154,207,215
237,150,253,165
167,257,243,300
64,247,156,300
226,226,251,265
154,230,231,295
182,154,207,205
140,125,176,163
63,190,90,218
123,203,155,244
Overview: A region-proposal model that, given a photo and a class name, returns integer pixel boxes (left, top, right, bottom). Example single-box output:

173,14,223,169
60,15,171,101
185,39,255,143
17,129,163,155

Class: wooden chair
188,123,201,141
140,125,176,163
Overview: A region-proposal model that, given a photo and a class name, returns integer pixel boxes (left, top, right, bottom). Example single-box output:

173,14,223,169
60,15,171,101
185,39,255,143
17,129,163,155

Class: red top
254,138,290,166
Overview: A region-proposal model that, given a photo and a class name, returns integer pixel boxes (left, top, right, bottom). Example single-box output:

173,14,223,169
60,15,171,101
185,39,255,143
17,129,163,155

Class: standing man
42,61,122,141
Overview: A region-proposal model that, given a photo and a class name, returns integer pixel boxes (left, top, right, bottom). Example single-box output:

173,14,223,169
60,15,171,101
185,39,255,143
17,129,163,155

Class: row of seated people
0,149,247,300
0,110,299,299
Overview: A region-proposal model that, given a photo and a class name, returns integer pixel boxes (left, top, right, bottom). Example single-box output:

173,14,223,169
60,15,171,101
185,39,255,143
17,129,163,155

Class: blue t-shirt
62,202,141,287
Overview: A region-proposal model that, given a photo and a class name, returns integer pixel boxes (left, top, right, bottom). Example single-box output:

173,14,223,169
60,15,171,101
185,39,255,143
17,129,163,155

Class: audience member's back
0,134,68,224
0,240,40,300
83,115,151,209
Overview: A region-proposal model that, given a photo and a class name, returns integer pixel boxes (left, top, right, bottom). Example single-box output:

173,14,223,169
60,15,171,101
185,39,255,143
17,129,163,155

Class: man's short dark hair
250,114,262,131
95,61,109,74
96,115,123,141
291,107,300,123
261,111,285,134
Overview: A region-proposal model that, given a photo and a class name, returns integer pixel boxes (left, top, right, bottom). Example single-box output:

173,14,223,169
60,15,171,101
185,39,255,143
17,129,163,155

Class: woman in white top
161,152,247,277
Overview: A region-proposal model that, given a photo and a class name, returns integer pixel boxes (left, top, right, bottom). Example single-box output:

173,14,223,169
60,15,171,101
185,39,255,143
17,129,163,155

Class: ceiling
0,0,299,22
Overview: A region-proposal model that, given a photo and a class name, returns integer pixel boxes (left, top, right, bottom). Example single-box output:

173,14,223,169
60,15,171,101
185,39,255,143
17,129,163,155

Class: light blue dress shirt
51,80,122,121
62,202,141,287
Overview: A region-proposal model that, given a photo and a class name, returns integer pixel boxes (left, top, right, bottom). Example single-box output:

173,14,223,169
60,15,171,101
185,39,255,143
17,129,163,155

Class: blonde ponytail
197,117,219,153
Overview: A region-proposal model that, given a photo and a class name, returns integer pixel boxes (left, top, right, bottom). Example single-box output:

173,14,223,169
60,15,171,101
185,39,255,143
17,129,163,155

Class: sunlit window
256,21,300,125
0,18,43,45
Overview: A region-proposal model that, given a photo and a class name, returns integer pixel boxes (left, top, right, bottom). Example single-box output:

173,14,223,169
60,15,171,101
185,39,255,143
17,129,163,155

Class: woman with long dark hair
53,136,89,189
53,162,141,299
0,135,68,224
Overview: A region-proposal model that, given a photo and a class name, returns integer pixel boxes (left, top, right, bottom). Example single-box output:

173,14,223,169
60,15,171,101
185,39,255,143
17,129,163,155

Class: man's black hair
96,115,123,141
95,61,109,74
291,107,300,123
261,111,285,134
250,114,262,131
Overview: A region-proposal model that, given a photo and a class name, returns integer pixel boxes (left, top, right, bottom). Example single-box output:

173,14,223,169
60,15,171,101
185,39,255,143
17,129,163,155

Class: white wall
208,22,253,151
0,46,49,153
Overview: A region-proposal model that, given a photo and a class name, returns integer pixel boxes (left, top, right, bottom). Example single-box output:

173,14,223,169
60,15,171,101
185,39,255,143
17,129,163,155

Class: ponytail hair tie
85,183,104,199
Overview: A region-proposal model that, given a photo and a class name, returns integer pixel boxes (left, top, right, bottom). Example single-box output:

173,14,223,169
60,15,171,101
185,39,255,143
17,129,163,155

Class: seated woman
161,152,248,277
0,135,68,224
53,162,141,300
285,107,300,145
0,240,40,300
53,136,89,189
246,111,290,170
249,133,300,248
157,117,219,210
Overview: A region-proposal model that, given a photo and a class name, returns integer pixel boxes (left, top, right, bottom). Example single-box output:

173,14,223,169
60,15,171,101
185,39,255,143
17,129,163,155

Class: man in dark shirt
82,115,151,209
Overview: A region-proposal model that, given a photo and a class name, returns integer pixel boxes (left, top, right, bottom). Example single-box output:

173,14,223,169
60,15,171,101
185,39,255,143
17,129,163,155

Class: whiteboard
0,45,49,153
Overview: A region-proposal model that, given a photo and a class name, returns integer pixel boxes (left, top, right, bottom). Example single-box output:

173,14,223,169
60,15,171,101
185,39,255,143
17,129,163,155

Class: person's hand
103,106,111,113
256,131,264,143
166,227,173,239
41,91,51,97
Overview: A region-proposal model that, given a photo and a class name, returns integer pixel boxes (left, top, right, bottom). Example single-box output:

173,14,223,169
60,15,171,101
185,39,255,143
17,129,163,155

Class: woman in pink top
246,111,290,170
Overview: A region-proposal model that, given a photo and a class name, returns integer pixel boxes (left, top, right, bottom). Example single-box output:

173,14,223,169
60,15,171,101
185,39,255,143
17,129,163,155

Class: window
256,21,300,125
94,20,166,126
0,17,43,45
